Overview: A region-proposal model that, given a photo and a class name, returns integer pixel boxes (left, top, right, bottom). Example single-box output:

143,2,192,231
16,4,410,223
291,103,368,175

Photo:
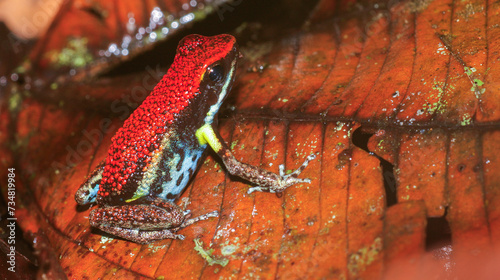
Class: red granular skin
98,34,236,200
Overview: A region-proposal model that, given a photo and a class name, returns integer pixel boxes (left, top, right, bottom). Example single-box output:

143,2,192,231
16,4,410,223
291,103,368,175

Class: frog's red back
97,34,237,204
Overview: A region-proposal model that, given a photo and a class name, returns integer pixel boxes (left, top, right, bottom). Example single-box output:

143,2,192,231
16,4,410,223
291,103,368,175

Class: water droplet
10,73,18,82
149,32,157,41
108,43,117,53
180,13,195,24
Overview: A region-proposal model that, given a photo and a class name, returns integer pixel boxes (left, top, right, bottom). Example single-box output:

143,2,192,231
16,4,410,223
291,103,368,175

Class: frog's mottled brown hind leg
89,199,217,244
89,200,185,243
90,210,219,244
93,224,184,244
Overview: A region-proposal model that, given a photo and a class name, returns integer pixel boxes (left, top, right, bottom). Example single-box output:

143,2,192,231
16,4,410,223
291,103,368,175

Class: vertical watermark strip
6,168,16,272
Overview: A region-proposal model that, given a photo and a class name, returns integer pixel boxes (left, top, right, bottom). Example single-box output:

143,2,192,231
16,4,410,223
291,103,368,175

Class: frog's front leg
246,153,316,194
89,199,218,244
75,160,105,205
196,124,316,194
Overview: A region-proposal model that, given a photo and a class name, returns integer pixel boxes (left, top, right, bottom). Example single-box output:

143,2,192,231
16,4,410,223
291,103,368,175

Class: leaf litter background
1,0,500,279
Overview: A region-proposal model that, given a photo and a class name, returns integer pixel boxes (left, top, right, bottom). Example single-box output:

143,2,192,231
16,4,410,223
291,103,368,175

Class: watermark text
7,168,16,272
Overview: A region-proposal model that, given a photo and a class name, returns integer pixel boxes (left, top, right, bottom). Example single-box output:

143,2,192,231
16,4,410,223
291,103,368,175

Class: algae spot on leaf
194,238,229,267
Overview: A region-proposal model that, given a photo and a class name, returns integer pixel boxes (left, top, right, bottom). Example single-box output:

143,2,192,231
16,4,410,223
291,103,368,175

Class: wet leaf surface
1,0,500,279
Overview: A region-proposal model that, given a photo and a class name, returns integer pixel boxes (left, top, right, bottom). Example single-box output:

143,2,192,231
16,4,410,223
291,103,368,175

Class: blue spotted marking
158,145,204,201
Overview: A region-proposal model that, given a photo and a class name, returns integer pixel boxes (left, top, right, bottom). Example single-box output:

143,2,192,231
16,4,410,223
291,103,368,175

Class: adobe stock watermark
5,0,61,53
384,169,397,193
6,168,17,272
336,0,406,59
215,0,243,21
50,64,164,174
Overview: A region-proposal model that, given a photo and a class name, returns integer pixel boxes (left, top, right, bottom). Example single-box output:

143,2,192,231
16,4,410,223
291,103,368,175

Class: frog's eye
207,64,224,83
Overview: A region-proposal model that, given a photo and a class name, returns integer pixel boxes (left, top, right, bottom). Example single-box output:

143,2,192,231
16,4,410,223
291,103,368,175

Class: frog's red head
146,34,238,113
174,34,237,87
98,34,239,203
161,34,239,123
177,34,235,63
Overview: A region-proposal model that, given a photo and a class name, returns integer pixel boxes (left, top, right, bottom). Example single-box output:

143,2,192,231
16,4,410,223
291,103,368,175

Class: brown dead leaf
1,0,500,279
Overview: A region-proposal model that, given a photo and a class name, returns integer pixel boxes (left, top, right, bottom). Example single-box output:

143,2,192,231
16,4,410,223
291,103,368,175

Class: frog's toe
176,234,185,240
280,175,312,190
294,176,312,183
279,155,315,178
179,210,219,229
247,186,270,194
272,154,316,192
